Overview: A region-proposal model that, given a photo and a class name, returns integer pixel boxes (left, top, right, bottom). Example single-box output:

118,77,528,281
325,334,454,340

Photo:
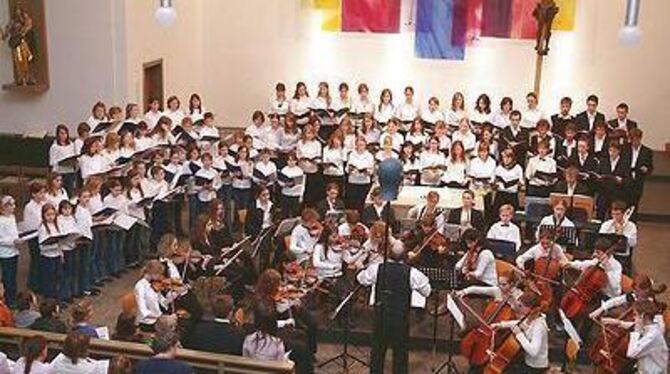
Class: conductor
357,239,432,373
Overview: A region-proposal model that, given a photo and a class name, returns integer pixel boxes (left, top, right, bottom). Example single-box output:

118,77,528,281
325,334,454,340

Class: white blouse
347,150,375,185
495,164,524,193
396,102,420,122
374,103,395,124
279,165,305,198
270,97,290,115
290,97,311,116
49,142,78,174
421,108,445,124
0,215,19,258
322,146,346,176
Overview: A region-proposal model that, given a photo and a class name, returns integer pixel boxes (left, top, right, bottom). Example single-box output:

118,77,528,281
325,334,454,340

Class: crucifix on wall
532,0,559,97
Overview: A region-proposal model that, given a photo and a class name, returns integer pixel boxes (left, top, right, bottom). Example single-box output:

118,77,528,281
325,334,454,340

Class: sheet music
113,214,137,230
447,294,465,330
559,308,582,346
95,326,110,340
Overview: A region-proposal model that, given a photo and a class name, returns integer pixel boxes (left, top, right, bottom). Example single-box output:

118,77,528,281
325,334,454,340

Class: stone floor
10,221,670,373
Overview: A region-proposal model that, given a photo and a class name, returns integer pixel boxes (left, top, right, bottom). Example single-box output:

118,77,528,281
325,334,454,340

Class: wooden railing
0,327,294,374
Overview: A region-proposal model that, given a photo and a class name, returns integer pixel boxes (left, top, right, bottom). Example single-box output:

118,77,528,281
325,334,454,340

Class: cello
459,283,519,366
560,247,613,318
528,244,563,311
588,307,636,374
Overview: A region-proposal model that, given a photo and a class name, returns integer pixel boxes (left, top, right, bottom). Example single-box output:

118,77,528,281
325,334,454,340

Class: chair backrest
524,197,552,223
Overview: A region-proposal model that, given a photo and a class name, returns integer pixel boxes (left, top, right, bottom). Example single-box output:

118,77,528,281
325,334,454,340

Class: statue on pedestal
1,5,36,85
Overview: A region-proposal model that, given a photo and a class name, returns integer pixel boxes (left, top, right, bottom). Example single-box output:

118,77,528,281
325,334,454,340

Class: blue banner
415,0,465,60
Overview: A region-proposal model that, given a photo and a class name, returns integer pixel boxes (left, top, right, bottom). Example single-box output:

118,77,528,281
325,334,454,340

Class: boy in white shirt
487,204,521,252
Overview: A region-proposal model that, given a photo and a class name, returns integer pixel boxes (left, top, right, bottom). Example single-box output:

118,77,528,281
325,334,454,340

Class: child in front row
37,203,63,302
57,200,79,303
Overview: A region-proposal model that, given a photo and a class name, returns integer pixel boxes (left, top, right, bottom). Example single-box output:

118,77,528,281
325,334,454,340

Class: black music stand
317,285,367,372
431,267,463,374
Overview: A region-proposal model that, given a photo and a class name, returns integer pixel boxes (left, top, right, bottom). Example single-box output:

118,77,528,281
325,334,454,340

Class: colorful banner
415,0,465,60
481,0,513,38
552,0,576,31
341,0,402,33
510,0,538,39
320,0,342,31
452,0,483,45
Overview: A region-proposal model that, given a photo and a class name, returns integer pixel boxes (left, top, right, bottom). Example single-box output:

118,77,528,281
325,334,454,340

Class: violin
408,229,449,263
150,276,185,293
587,307,635,374
560,249,613,318
460,292,517,366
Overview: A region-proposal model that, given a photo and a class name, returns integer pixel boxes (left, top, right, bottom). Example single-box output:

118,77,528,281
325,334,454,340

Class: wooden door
143,59,164,111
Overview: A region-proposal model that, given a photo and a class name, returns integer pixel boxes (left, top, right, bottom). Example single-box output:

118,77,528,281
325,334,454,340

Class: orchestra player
455,228,498,287
447,190,485,231
599,200,638,274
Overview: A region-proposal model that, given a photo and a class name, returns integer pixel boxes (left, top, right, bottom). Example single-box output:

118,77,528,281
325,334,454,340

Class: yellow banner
303,0,340,9
553,0,576,31
320,0,341,31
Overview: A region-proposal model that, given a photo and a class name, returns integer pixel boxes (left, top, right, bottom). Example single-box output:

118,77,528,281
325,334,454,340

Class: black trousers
370,310,409,374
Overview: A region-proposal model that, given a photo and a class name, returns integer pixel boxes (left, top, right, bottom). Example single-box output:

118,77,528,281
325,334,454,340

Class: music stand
432,267,463,374
317,285,368,372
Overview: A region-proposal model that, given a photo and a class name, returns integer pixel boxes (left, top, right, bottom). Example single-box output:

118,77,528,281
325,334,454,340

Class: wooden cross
532,0,559,97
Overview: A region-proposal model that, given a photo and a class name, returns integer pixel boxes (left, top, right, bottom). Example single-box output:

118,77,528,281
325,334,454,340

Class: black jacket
361,204,397,231
183,319,244,355
446,208,486,232
315,198,346,219
575,111,606,133
553,180,591,196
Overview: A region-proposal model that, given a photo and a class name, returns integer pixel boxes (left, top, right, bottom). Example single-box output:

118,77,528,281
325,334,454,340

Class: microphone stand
317,284,367,372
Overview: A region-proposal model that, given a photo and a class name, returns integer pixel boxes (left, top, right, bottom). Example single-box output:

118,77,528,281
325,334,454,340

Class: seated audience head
20,335,48,371
254,300,279,338
16,290,38,312
108,355,133,374
63,331,92,364
155,314,179,337
150,330,181,357
39,298,60,319
114,312,139,342
212,295,235,320
71,300,94,325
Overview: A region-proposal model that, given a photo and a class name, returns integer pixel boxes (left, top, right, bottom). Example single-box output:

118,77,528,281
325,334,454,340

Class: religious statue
1,4,36,85
533,0,559,56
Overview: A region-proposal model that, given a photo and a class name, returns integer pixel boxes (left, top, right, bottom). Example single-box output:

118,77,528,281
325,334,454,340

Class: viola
150,276,185,293
560,252,611,318
587,307,635,374
460,296,517,366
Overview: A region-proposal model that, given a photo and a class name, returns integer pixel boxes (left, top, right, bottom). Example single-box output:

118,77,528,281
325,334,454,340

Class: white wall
201,0,670,149
124,0,203,109
0,0,127,135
